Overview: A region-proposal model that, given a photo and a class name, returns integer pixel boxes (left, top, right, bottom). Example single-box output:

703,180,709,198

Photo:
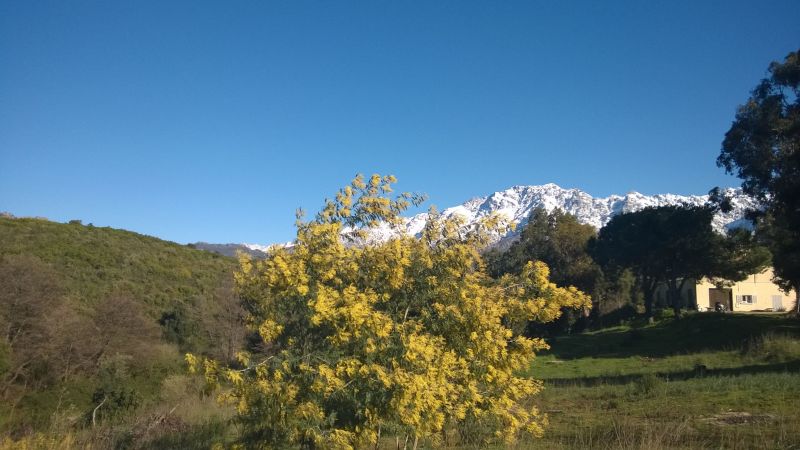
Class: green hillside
0,217,236,312
0,217,242,442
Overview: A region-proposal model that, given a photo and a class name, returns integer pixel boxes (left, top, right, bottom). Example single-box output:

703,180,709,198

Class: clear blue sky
1,1,798,245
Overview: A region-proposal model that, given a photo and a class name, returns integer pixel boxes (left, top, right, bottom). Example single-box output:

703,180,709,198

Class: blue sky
1,1,798,244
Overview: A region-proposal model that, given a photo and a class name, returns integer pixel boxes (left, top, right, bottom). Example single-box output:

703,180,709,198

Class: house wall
695,267,795,312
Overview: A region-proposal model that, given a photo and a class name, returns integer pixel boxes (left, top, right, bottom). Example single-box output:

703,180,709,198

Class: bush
743,333,800,363
629,373,663,397
189,175,591,449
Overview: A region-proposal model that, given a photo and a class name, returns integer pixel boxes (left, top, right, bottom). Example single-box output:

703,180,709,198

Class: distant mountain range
196,183,758,257
192,242,268,259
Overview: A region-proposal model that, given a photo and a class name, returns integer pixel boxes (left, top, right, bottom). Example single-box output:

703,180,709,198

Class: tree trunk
795,285,800,315
645,295,654,318
668,279,683,319
643,280,656,318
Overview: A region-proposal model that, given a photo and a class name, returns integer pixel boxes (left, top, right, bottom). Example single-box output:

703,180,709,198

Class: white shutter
752,295,757,304
735,295,742,304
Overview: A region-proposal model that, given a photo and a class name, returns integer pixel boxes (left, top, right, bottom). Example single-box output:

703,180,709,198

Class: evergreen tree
488,208,598,291
486,208,603,331
717,49,800,313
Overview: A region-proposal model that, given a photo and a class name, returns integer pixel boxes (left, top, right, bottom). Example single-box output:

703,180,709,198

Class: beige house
688,267,795,312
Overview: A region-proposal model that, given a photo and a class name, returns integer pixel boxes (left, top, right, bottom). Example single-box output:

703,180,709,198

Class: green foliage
487,208,599,291
0,254,67,394
0,217,236,315
743,333,800,363
712,227,771,284
593,269,641,325
88,355,142,425
628,373,663,397
0,217,242,440
0,217,237,351
524,313,800,449
190,175,591,449
486,208,601,333
591,205,768,317
717,49,800,310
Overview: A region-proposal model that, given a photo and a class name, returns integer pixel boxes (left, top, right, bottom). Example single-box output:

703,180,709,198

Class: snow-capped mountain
413,183,754,234
334,184,757,244
198,184,757,256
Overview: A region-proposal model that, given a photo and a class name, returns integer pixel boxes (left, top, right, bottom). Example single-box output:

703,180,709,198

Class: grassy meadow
518,313,800,450
87,312,797,450
3,310,799,450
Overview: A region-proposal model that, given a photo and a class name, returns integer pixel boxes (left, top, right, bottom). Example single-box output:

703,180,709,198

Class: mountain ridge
237,183,757,251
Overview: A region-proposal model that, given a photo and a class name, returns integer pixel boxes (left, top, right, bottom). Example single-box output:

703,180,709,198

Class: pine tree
717,49,800,313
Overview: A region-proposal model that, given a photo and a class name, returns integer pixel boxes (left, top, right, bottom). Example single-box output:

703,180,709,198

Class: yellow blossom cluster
187,174,590,449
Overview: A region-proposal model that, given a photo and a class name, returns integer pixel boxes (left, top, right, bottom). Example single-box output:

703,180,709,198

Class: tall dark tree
592,207,668,318
717,49,800,313
710,228,772,285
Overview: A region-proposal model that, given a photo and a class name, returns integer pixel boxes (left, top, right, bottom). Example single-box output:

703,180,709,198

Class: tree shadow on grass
543,359,800,387
544,313,800,360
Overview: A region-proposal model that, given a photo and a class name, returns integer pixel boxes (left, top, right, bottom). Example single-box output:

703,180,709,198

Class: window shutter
735,295,742,304
752,295,757,304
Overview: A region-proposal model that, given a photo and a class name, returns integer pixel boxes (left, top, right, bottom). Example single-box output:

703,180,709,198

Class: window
741,295,754,304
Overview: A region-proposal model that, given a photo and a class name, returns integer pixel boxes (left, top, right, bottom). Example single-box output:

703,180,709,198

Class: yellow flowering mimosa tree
188,174,590,449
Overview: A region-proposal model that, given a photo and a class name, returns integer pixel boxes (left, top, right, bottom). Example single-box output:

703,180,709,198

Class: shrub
189,175,591,449
743,333,800,363
629,373,663,397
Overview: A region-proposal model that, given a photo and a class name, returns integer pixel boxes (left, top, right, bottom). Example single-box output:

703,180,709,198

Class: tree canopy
487,208,599,293
591,205,768,317
188,174,590,449
485,208,602,331
717,49,800,312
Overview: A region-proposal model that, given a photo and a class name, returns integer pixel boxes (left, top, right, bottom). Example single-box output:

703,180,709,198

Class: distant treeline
484,204,771,333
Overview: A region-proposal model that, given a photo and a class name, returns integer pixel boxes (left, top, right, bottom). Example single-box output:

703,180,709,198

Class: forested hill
0,217,236,312
0,217,245,438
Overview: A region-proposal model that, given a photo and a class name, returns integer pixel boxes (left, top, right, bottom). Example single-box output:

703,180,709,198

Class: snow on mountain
242,243,277,253
192,242,269,258
357,184,757,245
242,184,758,250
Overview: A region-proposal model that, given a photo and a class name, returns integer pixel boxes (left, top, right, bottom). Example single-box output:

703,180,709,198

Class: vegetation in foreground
522,313,800,450
0,217,242,447
15,311,797,450
190,174,590,448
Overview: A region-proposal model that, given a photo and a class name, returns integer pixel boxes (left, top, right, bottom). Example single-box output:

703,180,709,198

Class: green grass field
517,313,800,450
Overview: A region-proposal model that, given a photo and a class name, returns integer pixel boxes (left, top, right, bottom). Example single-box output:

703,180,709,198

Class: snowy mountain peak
227,184,758,253
388,183,756,243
